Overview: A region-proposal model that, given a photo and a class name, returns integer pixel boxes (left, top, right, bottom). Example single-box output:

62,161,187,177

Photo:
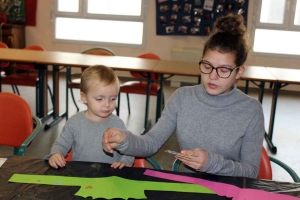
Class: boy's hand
49,153,66,169
102,128,126,153
111,162,132,169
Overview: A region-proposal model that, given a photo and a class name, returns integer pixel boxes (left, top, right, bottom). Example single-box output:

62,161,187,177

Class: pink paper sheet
144,170,299,200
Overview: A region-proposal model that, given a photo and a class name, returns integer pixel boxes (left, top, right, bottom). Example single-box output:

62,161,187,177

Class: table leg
142,72,151,135
266,82,280,154
44,65,66,130
156,73,164,122
37,64,49,120
246,81,265,104
258,81,265,103
244,80,249,94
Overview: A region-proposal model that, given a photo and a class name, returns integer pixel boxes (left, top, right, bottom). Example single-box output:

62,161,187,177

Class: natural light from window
58,0,79,12
253,29,300,55
260,0,285,24
55,17,143,45
295,0,300,25
87,0,141,16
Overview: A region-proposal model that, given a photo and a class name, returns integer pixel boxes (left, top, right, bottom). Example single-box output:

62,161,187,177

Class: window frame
252,0,300,58
52,0,148,47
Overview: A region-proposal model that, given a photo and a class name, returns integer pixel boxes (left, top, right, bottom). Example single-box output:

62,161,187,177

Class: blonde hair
80,65,119,93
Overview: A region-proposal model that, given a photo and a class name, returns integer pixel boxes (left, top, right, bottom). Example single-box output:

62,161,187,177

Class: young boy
45,65,134,169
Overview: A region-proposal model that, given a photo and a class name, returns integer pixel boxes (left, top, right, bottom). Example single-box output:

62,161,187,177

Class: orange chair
65,149,162,169
0,45,53,116
66,47,115,119
257,147,272,180
172,147,300,182
133,157,162,169
257,147,299,181
0,92,42,156
116,53,164,123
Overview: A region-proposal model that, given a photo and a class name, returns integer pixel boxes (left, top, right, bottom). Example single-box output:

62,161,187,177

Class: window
253,0,300,56
53,0,147,47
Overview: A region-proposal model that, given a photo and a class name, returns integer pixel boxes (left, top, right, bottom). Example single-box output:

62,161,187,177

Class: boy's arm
119,154,135,165
44,121,74,160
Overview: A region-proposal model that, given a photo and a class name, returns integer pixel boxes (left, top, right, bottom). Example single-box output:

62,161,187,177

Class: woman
102,14,265,178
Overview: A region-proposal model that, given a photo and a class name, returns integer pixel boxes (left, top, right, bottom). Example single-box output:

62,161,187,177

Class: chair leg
116,91,121,116
66,66,70,120
11,85,20,95
70,88,79,112
66,85,69,120
126,93,130,115
155,91,165,122
35,82,39,117
11,85,16,93
162,92,165,109
47,84,54,107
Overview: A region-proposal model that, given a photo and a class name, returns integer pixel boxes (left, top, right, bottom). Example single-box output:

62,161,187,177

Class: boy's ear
80,92,87,104
236,65,245,79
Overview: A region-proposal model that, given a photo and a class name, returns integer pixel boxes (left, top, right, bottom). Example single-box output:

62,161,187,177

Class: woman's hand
102,128,126,153
49,153,66,169
176,148,208,170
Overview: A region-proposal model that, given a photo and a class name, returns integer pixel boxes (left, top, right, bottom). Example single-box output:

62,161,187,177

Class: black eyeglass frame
199,60,240,79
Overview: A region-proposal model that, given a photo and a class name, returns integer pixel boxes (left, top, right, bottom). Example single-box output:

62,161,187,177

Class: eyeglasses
199,60,240,79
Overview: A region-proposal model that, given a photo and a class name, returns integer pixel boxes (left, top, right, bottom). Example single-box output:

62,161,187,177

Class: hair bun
214,14,246,36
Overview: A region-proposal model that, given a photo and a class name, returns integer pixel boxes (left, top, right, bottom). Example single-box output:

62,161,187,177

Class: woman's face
200,49,244,95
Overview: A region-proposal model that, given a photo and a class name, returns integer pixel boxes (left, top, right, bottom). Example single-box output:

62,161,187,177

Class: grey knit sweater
45,111,134,165
117,84,265,178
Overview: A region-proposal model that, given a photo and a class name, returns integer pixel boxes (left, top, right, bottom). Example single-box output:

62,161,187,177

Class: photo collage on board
156,0,248,36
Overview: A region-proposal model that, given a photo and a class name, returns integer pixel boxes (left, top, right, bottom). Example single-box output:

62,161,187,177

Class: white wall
25,0,300,90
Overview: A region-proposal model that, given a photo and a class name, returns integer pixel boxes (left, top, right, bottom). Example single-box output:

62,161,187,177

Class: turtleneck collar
196,84,241,108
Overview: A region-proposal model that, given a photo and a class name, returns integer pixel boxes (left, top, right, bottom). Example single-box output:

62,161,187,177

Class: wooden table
1,156,300,199
0,49,159,133
264,67,300,153
239,66,279,153
39,52,159,132
153,60,201,117
241,66,277,103
0,48,55,119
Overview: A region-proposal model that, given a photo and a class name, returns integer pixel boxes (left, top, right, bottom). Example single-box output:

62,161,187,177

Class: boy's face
81,79,119,122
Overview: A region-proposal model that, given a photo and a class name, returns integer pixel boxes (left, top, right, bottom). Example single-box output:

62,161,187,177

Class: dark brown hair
203,14,250,67
80,65,119,93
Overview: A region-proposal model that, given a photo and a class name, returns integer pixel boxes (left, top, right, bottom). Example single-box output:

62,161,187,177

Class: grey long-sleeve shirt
117,84,265,178
45,111,134,165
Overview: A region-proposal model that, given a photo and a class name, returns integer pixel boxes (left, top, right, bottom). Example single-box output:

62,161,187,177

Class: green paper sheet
9,174,215,199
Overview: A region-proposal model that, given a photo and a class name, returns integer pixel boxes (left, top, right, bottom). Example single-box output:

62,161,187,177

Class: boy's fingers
118,163,125,169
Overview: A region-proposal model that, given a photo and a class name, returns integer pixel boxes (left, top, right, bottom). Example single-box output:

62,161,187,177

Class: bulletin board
0,0,25,24
156,0,248,36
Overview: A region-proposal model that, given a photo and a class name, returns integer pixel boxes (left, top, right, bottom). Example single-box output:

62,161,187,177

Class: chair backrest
0,92,33,147
0,41,9,68
65,149,72,161
130,53,161,80
133,157,147,168
81,47,115,56
16,45,45,71
80,47,116,72
257,147,273,180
